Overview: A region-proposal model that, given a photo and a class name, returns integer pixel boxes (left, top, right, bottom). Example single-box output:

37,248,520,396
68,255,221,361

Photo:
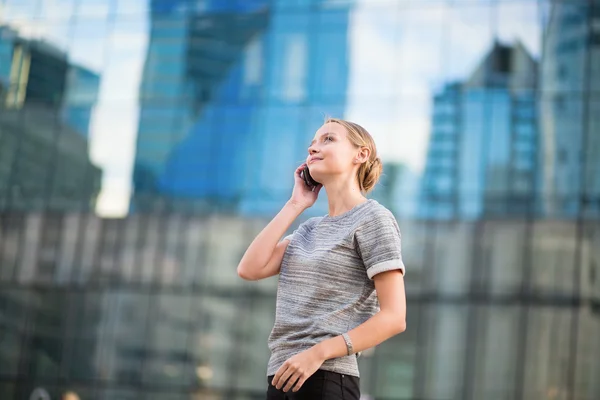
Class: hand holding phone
290,163,322,209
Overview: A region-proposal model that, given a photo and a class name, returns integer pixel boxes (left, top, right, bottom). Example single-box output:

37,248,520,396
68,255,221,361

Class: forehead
314,122,347,138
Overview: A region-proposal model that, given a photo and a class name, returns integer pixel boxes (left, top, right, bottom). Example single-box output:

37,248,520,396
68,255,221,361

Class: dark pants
266,369,360,400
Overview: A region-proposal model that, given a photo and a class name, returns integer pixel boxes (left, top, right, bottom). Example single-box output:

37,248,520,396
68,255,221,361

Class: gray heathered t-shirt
266,199,406,378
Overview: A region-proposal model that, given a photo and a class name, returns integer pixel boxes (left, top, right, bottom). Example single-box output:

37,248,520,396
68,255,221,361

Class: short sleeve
354,210,405,279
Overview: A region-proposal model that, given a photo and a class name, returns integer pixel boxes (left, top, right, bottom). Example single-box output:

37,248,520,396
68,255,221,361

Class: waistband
267,368,359,381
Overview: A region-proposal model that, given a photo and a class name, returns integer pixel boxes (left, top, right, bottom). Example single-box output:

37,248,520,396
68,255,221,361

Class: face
306,122,361,182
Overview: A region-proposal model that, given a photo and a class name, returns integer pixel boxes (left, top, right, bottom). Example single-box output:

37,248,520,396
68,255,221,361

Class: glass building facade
0,24,102,212
539,0,600,218
419,41,538,220
0,1,599,400
132,0,349,217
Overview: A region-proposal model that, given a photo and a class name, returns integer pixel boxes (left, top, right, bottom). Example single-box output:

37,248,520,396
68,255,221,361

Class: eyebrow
310,132,337,146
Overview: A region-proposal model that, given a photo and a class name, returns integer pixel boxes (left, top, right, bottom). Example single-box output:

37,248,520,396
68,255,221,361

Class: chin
308,163,325,175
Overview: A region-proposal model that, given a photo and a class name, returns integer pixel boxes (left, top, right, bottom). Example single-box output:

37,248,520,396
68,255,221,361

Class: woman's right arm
237,163,323,281
236,201,305,281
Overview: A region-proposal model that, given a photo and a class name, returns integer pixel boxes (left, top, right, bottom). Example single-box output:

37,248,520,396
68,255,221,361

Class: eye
324,135,333,142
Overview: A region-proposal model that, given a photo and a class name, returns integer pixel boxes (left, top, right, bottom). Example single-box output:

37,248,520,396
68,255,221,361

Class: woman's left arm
271,269,406,392
315,269,406,360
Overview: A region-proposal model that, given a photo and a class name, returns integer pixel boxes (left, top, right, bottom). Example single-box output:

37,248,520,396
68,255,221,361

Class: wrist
312,342,329,361
286,199,308,213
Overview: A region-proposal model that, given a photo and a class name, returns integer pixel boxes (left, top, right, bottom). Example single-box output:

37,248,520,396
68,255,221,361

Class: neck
323,177,368,217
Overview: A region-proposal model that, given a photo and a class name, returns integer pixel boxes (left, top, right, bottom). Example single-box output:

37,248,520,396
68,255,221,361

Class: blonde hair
325,117,382,193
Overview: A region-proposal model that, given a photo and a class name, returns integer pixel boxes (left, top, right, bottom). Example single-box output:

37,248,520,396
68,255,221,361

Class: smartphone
300,165,320,188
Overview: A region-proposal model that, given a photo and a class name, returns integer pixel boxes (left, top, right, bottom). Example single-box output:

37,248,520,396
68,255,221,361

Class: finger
294,165,306,181
310,183,321,195
278,369,296,390
292,376,308,392
271,366,286,389
283,373,300,392
275,367,293,390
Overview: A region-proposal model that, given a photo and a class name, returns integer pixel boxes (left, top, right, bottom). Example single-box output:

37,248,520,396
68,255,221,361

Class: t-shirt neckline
323,199,374,221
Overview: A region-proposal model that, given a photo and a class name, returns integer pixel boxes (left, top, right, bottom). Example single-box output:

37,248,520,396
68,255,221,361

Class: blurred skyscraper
371,161,421,217
0,30,68,110
539,0,600,218
0,23,103,400
62,65,101,139
131,0,351,216
131,0,270,214
0,25,99,133
419,41,538,220
0,25,102,211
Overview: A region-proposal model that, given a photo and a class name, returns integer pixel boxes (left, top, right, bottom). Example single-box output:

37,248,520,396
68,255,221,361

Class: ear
355,146,370,164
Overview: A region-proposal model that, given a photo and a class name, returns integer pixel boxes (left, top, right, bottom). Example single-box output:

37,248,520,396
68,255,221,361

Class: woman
237,118,407,399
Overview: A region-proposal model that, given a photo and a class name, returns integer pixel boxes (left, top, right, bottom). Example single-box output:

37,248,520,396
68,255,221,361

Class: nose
308,143,318,155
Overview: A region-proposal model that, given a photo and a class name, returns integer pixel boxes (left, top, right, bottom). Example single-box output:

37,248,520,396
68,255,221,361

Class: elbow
380,310,406,335
236,264,256,281
386,312,406,335
237,266,251,281
395,320,407,334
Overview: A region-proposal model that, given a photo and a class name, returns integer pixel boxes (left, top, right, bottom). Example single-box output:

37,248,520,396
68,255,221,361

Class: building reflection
419,40,538,220
131,0,351,217
0,26,102,212
0,212,599,399
539,0,600,218
0,0,599,399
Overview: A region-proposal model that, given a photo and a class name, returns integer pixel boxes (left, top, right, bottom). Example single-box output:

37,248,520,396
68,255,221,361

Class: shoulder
361,200,398,225
353,200,401,238
365,200,395,218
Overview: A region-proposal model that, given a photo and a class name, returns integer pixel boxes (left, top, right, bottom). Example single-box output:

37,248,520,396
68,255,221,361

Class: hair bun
368,157,382,173
361,156,382,193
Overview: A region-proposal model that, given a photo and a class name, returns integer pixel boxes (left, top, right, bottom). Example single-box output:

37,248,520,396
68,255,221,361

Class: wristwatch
342,333,354,356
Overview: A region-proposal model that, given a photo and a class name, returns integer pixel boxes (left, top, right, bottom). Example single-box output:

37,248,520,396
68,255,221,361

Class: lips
308,157,323,164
